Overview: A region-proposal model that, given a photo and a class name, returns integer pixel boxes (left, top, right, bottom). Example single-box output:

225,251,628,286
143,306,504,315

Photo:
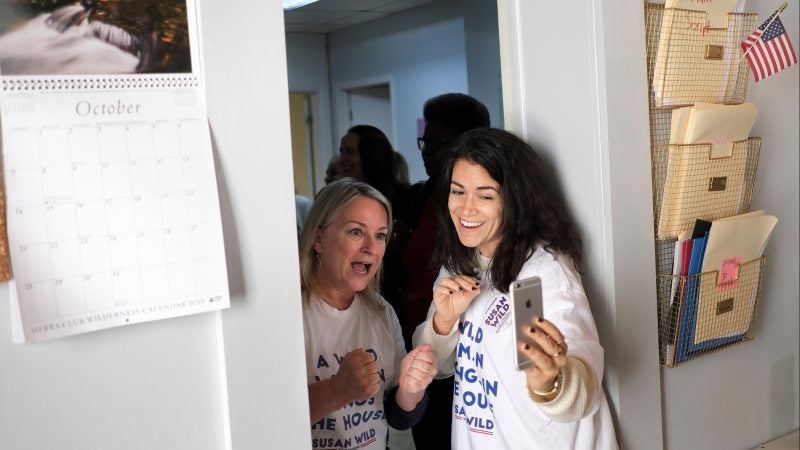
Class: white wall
200,0,310,447
0,1,311,449
501,1,799,449
463,0,504,128
660,0,800,448
500,0,663,448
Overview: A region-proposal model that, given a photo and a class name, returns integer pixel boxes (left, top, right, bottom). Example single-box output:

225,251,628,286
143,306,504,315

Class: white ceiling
284,0,439,33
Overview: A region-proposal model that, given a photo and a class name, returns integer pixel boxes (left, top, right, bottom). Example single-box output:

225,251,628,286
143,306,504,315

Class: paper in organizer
653,1,751,107
670,211,776,362
657,103,759,238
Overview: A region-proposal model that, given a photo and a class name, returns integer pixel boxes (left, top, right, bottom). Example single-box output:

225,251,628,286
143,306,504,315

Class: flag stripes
741,15,798,82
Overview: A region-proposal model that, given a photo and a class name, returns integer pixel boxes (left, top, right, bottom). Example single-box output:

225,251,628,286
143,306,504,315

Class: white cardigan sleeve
412,316,459,378
529,356,598,422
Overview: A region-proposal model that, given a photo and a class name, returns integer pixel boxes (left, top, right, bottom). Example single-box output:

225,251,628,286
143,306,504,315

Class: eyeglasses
417,136,452,151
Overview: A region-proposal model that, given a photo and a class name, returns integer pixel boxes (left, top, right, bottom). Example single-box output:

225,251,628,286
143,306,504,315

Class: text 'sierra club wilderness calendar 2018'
0,0,230,343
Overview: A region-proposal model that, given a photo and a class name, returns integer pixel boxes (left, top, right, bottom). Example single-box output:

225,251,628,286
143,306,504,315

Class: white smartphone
511,276,544,371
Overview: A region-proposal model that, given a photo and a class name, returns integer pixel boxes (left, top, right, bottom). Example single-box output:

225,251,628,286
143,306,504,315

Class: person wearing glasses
402,93,490,347
402,93,490,450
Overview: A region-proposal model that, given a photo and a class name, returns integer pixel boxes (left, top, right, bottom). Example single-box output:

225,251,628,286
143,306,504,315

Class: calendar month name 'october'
75,100,143,116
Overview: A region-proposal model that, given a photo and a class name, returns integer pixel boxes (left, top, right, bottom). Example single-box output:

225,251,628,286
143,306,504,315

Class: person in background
393,151,411,188
337,125,411,319
299,179,438,450
401,93,490,345
402,93,490,450
413,128,618,449
338,124,410,221
324,154,343,185
295,192,312,237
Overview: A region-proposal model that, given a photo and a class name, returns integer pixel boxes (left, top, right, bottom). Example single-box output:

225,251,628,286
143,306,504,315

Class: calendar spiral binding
1,75,199,92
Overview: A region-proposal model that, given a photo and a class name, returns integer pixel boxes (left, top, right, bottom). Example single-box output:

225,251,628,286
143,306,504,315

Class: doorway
343,83,393,144
284,0,502,186
288,92,316,197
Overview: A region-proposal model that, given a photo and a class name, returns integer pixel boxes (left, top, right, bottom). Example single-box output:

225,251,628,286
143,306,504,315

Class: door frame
333,75,396,148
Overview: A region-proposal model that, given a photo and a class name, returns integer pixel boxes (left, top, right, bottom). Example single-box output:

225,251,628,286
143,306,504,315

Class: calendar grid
41,126,61,319
1,89,230,342
70,126,88,315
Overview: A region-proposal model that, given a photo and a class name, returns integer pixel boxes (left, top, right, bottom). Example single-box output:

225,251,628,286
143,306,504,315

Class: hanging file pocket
654,138,761,239
657,256,765,367
648,6,758,108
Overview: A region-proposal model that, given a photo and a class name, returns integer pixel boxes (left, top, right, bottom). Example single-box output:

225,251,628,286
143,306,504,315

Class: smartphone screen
511,276,543,371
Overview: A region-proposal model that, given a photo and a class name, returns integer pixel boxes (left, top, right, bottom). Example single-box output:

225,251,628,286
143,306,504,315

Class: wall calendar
0,0,230,342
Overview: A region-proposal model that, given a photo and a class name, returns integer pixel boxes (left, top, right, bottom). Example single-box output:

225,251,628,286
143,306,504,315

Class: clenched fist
394,344,437,412
398,344,437,395
332,348,382,402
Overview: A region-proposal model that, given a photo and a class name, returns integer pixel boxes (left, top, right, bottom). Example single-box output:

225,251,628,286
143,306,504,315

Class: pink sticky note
718,256,741,290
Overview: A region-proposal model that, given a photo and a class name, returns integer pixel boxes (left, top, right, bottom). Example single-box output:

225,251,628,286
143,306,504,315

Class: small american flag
741,11,798,82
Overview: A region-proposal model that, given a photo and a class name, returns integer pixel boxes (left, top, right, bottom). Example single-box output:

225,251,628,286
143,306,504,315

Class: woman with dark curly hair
413,128,617,449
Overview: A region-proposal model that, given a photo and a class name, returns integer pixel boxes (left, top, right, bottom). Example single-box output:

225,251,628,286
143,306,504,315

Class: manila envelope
665,0,742,28
669,106,692,145
656,140,753,237
693,211,777,344
670,103,759,156
694,257,762,344
701,210,778,275
684,102,759,158
653,8,752,107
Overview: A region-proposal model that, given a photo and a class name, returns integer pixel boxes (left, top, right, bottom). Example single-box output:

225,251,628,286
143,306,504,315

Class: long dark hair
434,128,583,294
347,125,397,201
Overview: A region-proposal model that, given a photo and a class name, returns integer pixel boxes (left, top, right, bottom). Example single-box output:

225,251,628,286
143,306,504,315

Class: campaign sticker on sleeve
483,295,511,333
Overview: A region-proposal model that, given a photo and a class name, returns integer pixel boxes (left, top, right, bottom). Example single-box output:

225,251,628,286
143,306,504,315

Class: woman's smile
448,160,504,258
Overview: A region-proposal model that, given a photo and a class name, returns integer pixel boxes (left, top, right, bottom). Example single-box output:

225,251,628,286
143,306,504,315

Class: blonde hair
299,178,393,311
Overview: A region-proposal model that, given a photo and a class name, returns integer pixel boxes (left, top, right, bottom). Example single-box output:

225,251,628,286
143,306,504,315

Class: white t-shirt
427,248,618,450
303,293,407,450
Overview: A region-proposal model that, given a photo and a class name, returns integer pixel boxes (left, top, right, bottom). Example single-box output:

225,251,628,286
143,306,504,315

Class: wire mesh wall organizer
647,5,758,108
653,138,761,239
645,3,767,367
657,257,765,367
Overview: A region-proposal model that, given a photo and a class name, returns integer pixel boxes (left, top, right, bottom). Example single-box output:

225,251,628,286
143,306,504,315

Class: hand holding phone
511,276,543,371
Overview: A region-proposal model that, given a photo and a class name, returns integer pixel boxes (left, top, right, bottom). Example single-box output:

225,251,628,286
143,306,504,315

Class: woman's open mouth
351,262,372,274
